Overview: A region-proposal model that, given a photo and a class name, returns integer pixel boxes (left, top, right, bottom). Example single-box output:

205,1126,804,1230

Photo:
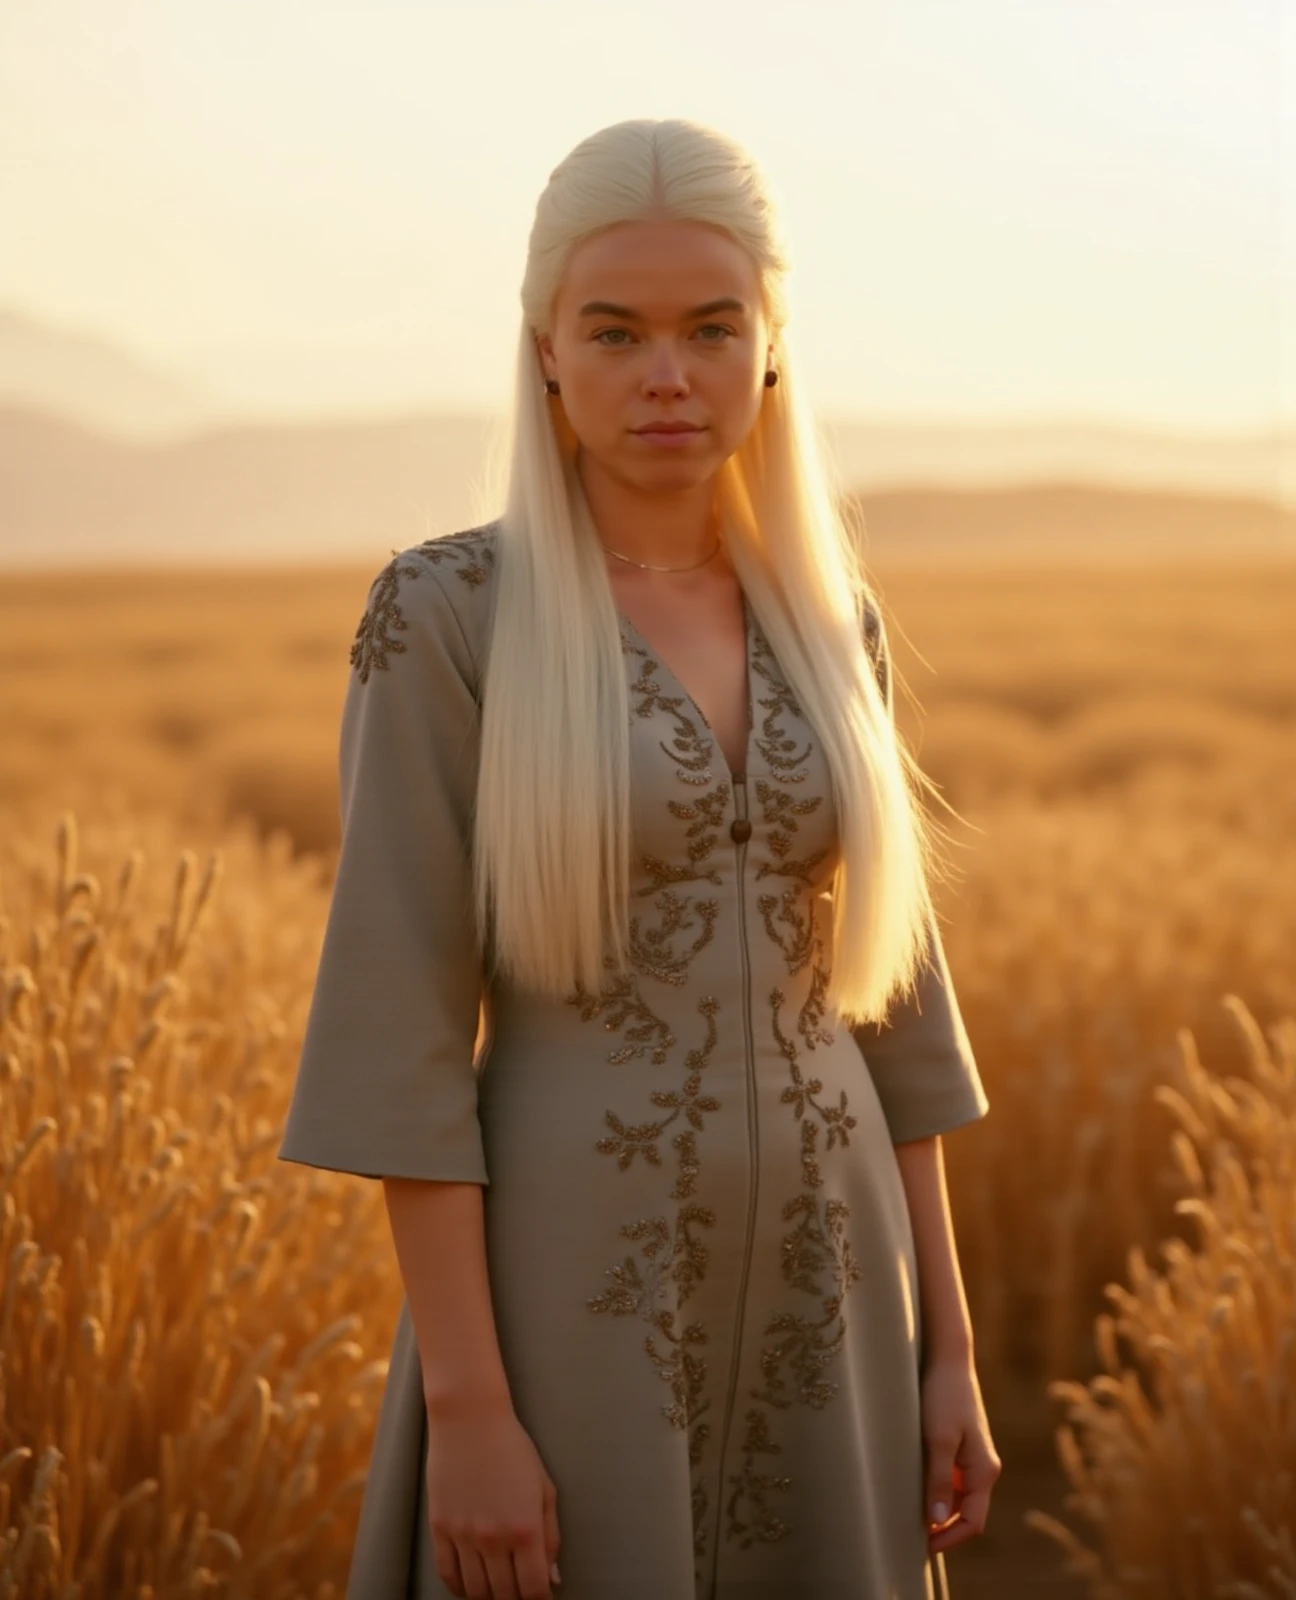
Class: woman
279,117,1000,1600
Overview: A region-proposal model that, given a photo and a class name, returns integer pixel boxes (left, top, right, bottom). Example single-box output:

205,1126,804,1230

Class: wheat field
2,556,1293,1597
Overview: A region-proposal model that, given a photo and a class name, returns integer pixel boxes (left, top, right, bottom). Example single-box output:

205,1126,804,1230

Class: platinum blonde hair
469,117,946,1026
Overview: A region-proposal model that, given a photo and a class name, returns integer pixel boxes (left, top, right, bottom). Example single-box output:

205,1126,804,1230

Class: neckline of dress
614,591,755,788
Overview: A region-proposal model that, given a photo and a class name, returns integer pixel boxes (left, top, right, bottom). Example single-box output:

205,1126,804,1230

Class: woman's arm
382,1177,514,1415
891,1135,973,1365
895,1132,1001,1551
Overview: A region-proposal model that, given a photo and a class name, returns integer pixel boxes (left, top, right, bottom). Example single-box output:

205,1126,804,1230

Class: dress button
729,818,752,844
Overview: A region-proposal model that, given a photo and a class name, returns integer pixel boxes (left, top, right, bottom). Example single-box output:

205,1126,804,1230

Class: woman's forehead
558,222,760,316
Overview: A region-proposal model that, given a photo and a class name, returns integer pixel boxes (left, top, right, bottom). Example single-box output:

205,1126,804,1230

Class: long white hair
468,117,947,1026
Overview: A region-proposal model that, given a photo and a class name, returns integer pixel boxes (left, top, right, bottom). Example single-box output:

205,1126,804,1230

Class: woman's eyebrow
577,297,749,320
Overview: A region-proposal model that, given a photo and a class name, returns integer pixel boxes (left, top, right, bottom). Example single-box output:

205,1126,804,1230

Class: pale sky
2,0,1292,431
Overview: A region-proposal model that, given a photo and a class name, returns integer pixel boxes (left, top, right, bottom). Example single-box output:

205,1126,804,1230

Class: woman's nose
642,348,689,393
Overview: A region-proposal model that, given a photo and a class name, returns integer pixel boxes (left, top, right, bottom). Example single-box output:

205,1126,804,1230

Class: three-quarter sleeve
277,549,490,1184
849,601,990,1145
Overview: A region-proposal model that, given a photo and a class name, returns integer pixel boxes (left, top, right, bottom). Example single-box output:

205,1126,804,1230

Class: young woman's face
536,218,773,493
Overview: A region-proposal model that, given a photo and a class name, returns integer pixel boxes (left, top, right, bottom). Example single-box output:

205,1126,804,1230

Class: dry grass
2,559,1294,831
938,775,1296,1385
1025,996,1296,1598
0,809,403,1597
1,556,1294,1591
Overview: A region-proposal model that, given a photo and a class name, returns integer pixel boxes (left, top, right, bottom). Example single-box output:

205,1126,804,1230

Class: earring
545,378,561,395
764,370,779,388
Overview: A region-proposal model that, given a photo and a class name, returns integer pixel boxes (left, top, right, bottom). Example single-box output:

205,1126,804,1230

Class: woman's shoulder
406,517,502,592
349,519,502,688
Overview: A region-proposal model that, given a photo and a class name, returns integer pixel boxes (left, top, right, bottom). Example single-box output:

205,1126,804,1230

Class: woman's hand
425,1396,562,1599
920,1351,1002,1555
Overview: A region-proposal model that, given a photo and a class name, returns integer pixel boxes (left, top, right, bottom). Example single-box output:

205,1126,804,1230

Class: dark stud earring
764,370,779,388
545,378,561,395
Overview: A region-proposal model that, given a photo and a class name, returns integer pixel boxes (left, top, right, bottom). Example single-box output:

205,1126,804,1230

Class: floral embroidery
750,631,814,783
349,552,424,683
570,617,746,1583
638,788,732,890
587,1203,715,1441
723,980,862,1549
584,994,724,1579
752,778,830,887
725,1191,860,1548
739,628,835,898
349,525,496,682
415,522,499,588
593,994,722,1183
625,641,716,787
717,644,862,1551
565,959,678,1066
629,891,721,987
755,887,815,976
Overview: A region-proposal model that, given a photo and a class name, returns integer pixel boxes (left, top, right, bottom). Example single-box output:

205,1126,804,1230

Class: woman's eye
592,325,735,346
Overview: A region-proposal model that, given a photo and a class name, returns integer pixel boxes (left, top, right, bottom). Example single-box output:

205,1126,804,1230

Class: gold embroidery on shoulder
350,527,498,682
349,551,425,683
414,522,499,589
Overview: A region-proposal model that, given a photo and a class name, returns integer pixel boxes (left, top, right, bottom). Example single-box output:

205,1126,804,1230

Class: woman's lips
633,425,706,447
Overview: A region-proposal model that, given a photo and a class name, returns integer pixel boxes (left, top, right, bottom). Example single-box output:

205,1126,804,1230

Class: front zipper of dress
705,773,759,1600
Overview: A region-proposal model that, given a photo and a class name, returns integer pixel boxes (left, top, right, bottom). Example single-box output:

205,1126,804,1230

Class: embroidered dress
278,521,989,1600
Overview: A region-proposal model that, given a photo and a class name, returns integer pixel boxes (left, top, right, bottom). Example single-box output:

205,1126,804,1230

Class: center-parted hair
467,117,948,1027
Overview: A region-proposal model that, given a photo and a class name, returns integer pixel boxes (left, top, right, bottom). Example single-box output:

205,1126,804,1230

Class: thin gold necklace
600,519,723,573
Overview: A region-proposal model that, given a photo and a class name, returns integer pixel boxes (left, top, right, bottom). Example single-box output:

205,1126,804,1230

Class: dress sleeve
849,602,991,1145
277,549,490,1184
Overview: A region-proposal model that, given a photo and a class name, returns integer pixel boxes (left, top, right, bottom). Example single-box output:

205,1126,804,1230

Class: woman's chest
619,610,841,896
613,587,751,781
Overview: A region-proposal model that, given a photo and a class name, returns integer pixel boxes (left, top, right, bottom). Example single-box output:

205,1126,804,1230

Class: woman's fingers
456,1543,492,1600
433,1531,465,1596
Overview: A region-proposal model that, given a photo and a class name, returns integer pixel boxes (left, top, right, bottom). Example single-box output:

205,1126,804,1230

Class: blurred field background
3,515,1295,1595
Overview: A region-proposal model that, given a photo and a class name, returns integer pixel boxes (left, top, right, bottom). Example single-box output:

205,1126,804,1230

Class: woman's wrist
423,1372,516,1419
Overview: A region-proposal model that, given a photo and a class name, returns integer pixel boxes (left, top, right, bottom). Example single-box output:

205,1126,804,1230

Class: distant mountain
2,404,1292,569
0,306,225,440
0,405,503,566
1,305,1292,509
822,417,1295,509
850,480,1296,565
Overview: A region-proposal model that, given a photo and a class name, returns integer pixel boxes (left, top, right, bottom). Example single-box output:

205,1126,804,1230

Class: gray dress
278,520,990,1600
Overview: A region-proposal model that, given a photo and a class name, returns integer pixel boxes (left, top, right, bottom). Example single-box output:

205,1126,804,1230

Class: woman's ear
535,332,555,382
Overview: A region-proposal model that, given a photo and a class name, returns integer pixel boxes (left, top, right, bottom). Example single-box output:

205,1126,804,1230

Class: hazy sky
2,0,1292,430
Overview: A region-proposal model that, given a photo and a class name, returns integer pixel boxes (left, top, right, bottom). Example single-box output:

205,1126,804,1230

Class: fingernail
932,1501,949,1523
551,1562,562,1585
